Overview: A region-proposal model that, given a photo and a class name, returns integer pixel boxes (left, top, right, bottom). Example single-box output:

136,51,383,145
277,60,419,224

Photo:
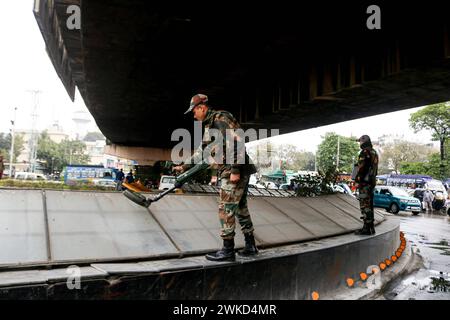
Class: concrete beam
104,144,172,165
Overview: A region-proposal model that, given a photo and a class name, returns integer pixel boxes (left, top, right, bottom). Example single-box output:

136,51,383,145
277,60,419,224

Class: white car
92,179,116,189
159,175,176,190
14,172,47,181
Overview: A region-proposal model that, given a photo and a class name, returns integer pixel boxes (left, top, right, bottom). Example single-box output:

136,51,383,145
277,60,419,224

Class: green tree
37,132,90,173
0,132,25,162
59,139,90,166
410,102,450,178
400,140,450,177
292,150,316,171
247,142,316,172
317,133,359,174
37,131,60,173
379,139,434,174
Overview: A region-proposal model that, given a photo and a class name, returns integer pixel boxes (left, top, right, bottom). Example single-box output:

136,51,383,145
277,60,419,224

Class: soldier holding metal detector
173,94,258,261
124,94,258,261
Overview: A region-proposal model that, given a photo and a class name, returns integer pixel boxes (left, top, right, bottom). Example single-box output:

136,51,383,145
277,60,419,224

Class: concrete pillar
445,24,450,58
395,41,401,72
322,64,333,94
289,81,294,105
255,92,260,120
349,57,356,86
336,62,342,91
360,63,365,83
386,48,392,75
309,65,318,99
278,84,282,109
272,88,277,113
104,144,173,166
239,95,243,123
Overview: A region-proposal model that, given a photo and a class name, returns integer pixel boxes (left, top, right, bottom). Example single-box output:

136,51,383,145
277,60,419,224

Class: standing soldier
354,135,378,235
173,94,258,261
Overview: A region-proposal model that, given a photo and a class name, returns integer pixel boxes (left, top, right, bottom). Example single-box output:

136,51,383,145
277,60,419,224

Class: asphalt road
377,210,450,300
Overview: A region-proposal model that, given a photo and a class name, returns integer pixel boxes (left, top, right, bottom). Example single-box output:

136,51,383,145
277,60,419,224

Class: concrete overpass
34,1,450,160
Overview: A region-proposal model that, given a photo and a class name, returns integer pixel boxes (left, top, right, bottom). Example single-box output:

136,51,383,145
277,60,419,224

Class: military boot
354,222,373,235
369,222,376,235
238,233,258,256
205,239,235,262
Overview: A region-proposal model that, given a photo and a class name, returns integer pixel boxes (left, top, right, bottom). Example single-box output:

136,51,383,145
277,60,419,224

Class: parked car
92,178,117,189
373,186,421,215
14,172,47,181
158,175,176,190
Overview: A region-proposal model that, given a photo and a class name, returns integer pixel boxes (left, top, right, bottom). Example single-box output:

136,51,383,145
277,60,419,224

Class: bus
383,174,433,189
63,165,118,185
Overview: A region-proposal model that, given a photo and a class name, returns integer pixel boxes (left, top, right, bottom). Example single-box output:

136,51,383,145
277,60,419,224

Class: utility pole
9,107,17,176
314,151,318,172
336,135,340,172
27,90,41,173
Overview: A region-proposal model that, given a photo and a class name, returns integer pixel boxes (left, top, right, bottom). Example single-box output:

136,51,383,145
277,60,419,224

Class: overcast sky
0,0,98,136
0,0,440,153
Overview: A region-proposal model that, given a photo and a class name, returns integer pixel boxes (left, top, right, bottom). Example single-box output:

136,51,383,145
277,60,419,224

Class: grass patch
0,179,115,191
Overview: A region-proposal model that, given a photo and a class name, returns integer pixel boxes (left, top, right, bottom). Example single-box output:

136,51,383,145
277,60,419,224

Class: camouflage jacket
182,109,257,177
356,146,378,187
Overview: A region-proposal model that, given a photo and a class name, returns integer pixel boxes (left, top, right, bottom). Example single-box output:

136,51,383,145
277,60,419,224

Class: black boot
238,233,258,256
205,239,235,262
369,222,376,235
354,222,373,235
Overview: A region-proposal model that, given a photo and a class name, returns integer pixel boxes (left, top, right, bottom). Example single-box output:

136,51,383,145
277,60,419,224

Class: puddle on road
417,238,450,256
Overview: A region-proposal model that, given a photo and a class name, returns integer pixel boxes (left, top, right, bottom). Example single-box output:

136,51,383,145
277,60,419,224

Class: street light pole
336,135,340,172
9,107,17,177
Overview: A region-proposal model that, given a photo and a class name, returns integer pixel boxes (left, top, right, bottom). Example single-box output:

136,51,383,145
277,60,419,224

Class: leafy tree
379,139,434,174
400,140,450,177
37,131,90,173
0,132,25,162
410,102,450,177
316,133,359,174
247,142,316,172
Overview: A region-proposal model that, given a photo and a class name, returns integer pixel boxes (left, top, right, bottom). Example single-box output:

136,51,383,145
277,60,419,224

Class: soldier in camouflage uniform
354,135,379,235
173,94,258,261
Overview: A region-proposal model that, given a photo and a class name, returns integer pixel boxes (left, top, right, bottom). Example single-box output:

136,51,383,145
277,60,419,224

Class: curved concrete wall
0,189,384,269
0,216,399,299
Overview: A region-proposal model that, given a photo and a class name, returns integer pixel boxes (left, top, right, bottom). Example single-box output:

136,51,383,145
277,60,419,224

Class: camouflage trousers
358,184,374,223
218,172,254,240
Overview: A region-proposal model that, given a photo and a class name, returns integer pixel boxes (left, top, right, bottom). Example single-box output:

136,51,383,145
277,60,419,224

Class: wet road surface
378,210,450,300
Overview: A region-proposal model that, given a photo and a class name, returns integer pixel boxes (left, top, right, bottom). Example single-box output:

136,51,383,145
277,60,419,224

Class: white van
158,175,176,190
14,172,47,181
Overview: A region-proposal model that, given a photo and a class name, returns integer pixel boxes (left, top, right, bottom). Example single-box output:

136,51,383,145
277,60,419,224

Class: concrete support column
349,57,356,86
255,90,260,120
445,24,450,58
395,41,401,73
309,66,318,99
336,62,342,91
104,144,173,166
278,84,282,109
322,64,333,94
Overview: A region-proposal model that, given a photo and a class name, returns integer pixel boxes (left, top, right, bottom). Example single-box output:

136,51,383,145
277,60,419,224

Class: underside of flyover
34,1,450,149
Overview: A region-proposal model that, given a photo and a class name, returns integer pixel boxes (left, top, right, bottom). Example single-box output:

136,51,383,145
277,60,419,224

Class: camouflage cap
184,94,208,114
356,135,371,143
